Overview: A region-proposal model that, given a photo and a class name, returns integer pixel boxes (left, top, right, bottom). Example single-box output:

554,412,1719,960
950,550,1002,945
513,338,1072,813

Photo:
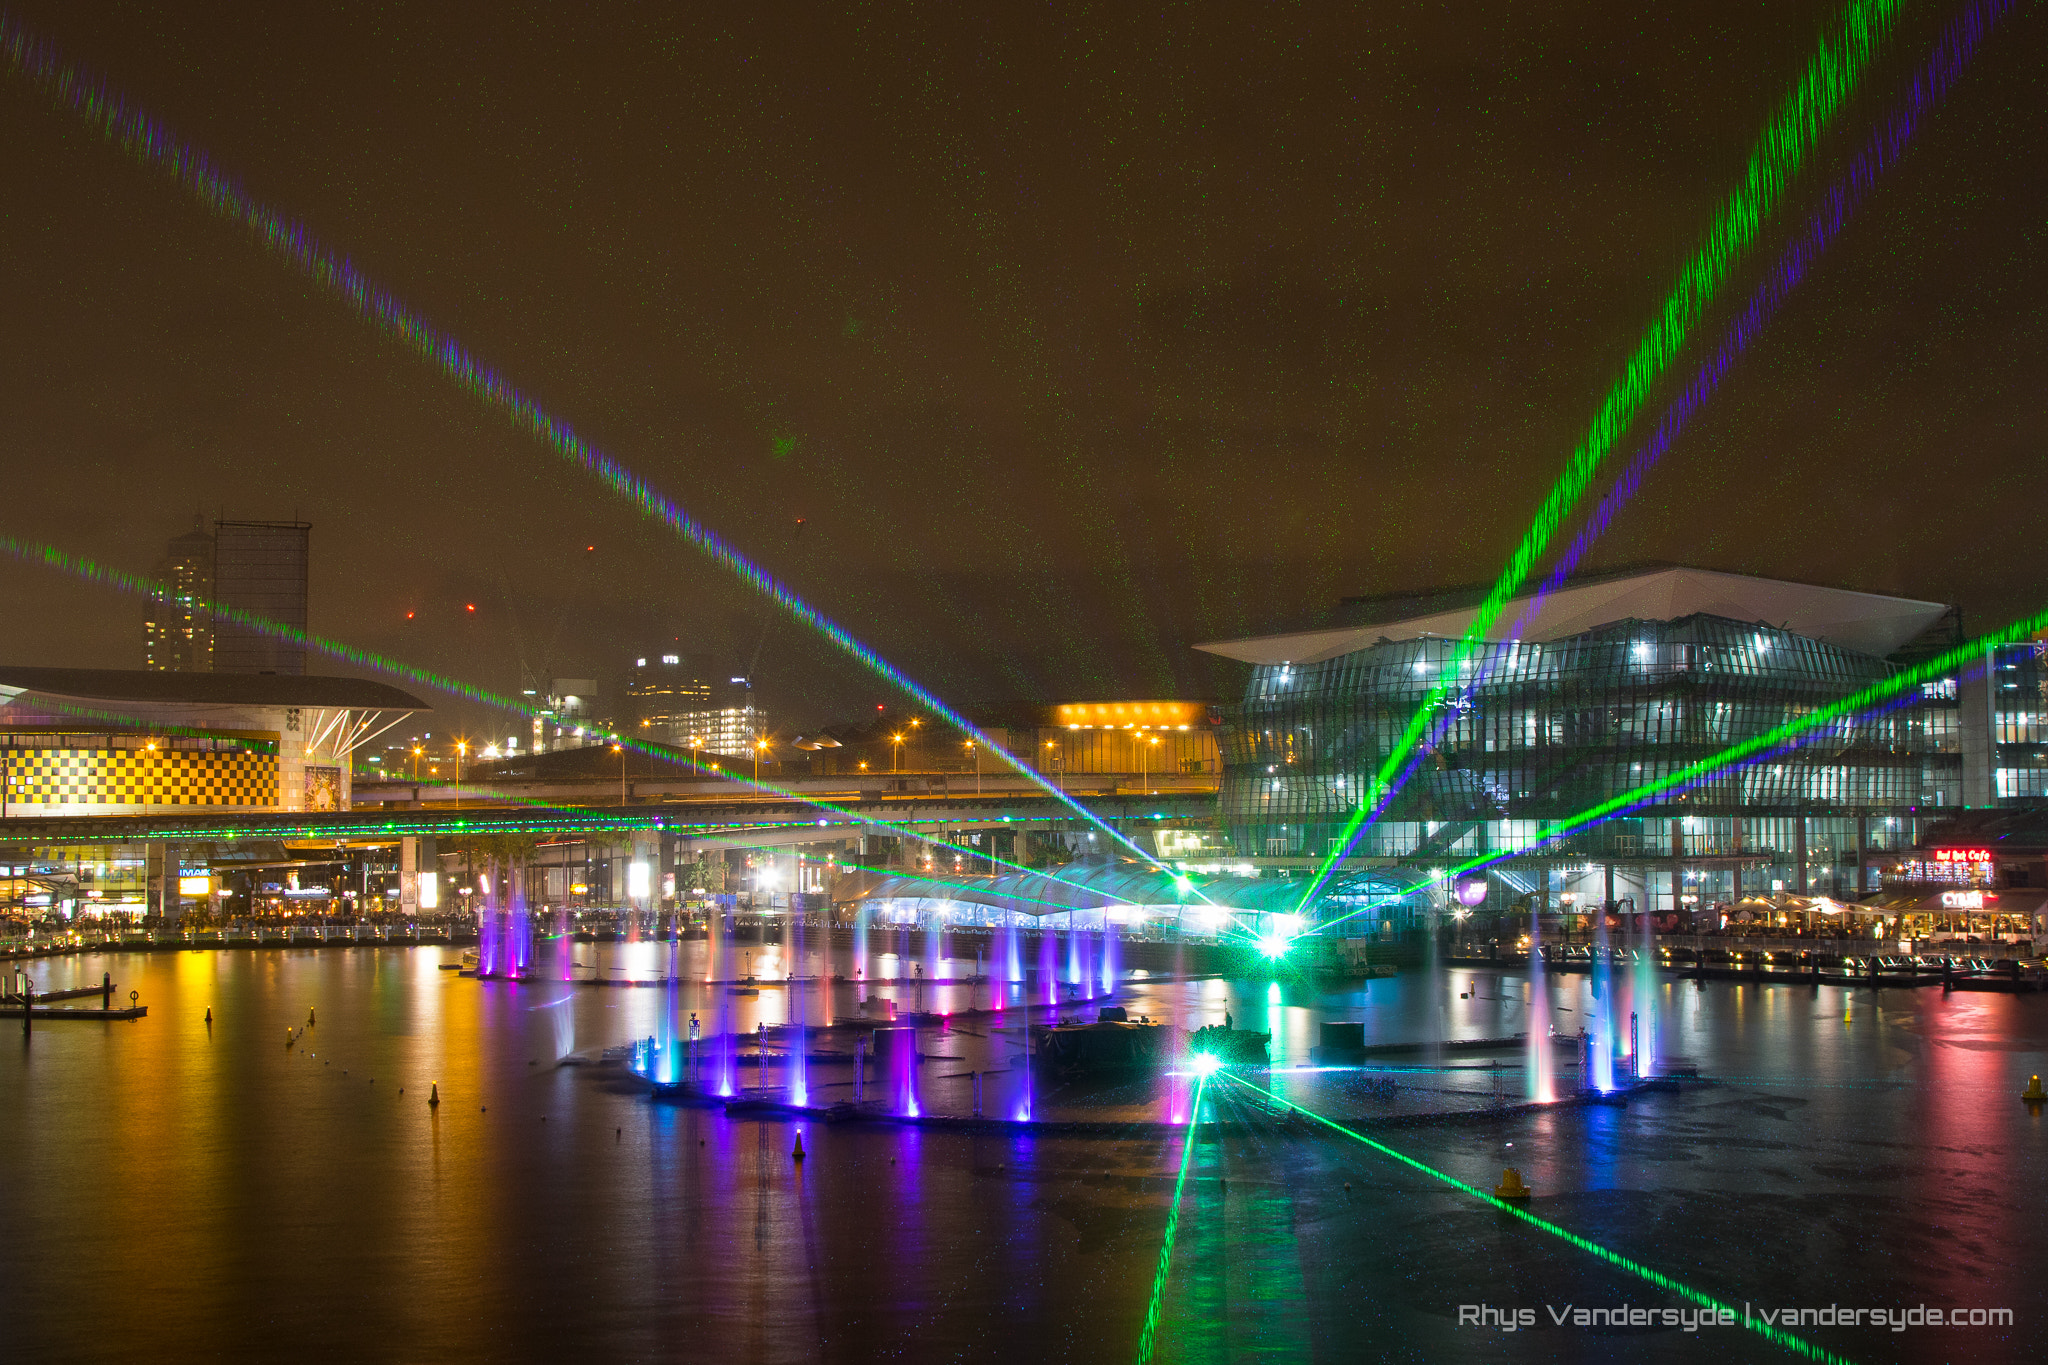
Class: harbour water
1,943,2041,1362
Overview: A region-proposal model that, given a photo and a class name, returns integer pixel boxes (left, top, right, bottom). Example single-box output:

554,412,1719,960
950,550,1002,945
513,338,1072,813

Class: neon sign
1940,890,1985,910
1932,848,1993,863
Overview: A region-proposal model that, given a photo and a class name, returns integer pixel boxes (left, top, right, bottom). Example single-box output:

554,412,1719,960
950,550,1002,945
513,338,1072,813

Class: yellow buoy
2024,1075,2046,1103
1494,1167,1532,1201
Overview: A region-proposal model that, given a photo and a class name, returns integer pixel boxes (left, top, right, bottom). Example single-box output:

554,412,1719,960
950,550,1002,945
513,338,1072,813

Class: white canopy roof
1195,567,1948,666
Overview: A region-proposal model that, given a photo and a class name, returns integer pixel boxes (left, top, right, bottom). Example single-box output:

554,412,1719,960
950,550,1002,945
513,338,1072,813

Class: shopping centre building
0,667,427,914
1197,566,2044,927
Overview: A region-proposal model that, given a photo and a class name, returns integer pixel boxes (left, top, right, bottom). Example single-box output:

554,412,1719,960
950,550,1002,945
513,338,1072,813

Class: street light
1140,733,1162,790
1044,739,1063,795
755,736,770,785
411,744,424,781
611,742,625,805
966,739,980,795
891,734,905,773
454,739,467,808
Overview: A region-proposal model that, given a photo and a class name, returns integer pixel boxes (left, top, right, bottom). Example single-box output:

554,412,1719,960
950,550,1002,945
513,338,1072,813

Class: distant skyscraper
143,516,215,672
626,653,713,733
624,653,761,756
212,520,311,675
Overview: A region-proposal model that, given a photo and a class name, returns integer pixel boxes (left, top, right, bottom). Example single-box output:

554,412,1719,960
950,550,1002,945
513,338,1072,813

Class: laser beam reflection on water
1214,1073,1854,1365
1133,1074,1206,1365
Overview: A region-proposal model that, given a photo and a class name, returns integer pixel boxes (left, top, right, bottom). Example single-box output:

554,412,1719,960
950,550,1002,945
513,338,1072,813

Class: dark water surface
3,946,2042,1363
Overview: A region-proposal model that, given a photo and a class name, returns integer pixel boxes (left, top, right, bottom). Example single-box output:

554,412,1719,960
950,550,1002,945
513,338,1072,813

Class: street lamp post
755,737,769,785
891,734,905,773
967,740,980,795
454,740,467,809
611,743,626,806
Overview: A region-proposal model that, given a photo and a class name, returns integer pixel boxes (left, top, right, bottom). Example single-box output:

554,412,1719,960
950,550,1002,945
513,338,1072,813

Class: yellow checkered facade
5,749,279,807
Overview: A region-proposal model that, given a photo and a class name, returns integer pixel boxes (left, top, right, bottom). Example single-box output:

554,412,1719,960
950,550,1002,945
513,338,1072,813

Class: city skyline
2,2,2044,736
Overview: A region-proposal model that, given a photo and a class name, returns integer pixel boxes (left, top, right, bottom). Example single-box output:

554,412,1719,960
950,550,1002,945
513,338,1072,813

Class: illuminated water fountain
707,902,736,1096
788,909,808,1105
1526,902,1556,1102
852,903,870,988
1588,908,1615,1091
1038,924,1057,1006
873,1024,919,1116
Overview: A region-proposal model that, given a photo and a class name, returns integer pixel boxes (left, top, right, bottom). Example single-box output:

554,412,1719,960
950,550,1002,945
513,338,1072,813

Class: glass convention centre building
1197,566,2046,926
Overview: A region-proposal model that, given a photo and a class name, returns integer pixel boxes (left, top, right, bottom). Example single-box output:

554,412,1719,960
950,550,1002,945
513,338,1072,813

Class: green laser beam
1308,607,2044,937
1298,0,1903,912
1215,1073,1855,1364
0,533,1176,898
1134,1074,1207,1365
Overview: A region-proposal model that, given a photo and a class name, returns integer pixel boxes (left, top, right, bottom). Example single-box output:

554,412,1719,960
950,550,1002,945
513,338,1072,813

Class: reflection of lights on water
1266,982,1281,1003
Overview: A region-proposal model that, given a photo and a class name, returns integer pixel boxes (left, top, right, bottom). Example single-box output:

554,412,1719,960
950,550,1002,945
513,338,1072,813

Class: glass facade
1222,612,1965,908
1991,642,2048,802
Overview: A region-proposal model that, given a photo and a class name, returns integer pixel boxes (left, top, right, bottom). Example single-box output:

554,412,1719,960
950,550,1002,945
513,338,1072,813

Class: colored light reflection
1216,1072,1852,1365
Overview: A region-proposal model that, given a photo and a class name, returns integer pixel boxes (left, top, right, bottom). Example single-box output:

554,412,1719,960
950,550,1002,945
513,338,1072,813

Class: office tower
143,516,215,672
212,520,311,675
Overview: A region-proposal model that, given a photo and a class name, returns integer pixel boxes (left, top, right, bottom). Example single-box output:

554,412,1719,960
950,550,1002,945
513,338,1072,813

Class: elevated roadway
0,776,1219,849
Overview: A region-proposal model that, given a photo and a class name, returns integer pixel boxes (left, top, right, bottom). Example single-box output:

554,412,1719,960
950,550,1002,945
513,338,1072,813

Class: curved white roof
1195,567,1948,666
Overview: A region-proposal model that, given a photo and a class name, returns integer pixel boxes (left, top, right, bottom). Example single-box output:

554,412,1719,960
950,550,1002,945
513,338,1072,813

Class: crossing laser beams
0,534,1171,903
1295,0,1904,912
1308,608,2048,939
0,13,1163,873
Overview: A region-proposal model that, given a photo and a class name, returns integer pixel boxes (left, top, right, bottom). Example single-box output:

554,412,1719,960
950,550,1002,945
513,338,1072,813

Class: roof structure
0,666,428,712
832,860,1435,918
1194,567,1949,666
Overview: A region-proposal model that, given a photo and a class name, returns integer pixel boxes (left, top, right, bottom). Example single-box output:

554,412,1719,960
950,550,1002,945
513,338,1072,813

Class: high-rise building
624,654,762,757
626,653,713,733
143,516,215,672
212,520,310,675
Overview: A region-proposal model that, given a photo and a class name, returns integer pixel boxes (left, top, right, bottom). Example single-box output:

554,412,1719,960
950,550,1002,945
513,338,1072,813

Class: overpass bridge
0,782,1218,849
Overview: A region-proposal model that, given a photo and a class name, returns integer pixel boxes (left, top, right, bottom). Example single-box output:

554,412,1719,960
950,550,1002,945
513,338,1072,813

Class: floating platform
644,1075,1691,1135
0,1003,147,1019
3,983,118,1003
1310,1033,1529,1065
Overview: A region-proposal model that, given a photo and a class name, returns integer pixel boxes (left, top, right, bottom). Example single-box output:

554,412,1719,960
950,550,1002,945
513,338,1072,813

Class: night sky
2,1,2043,737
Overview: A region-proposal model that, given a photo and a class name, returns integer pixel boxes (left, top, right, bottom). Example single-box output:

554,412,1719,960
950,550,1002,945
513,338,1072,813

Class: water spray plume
1295,0,1903,911
0,14,1163,873
1217,1074,1852,1364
